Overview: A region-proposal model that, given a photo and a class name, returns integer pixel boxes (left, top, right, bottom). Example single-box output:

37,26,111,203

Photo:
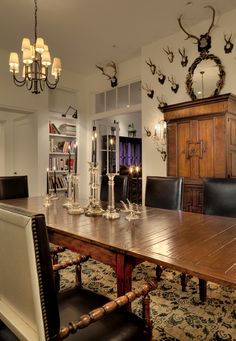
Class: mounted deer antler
156,67,166,84
224,34,234,54
157,96,167,112
163,46,174,63
142,83,154,99
178,5,215,53
95,61,118,87
144,127,152,137
168,76,179,94
178,48,188,67
145,58,156,75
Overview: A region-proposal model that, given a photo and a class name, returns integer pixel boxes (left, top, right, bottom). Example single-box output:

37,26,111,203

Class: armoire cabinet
163,93,236,213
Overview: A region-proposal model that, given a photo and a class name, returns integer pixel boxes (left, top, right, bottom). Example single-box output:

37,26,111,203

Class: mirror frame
186,53,225,100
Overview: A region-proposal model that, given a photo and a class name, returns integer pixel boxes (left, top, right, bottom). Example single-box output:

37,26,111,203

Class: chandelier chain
34,0,38,43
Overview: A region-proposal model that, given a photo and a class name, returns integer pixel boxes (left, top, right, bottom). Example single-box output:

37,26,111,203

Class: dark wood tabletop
1,196,236,292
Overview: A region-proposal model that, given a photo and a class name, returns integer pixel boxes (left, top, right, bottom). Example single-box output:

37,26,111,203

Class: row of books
48,175,67,190
49,139,77,153
49,157,75,171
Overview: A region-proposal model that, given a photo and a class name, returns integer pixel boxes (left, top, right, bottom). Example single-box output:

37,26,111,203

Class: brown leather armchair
0,204,156,341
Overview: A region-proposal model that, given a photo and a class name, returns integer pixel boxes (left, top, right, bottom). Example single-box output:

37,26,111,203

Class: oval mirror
186,54,225,100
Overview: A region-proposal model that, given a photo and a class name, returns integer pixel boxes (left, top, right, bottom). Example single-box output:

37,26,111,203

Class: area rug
59,250,236,341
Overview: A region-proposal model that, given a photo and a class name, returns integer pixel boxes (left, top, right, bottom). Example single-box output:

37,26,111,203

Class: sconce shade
9,53,19,72
35,37,45,53
23,49,33,65
21,38,31,51
42,51,51,66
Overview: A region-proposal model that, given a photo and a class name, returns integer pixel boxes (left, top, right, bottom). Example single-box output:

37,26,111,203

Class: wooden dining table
1,196,236,299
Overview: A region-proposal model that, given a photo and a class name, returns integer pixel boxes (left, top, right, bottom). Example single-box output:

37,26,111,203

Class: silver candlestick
68,174,84,215
85,162,104,216
63,173,73,208
103,173,120,220
43,194,52,207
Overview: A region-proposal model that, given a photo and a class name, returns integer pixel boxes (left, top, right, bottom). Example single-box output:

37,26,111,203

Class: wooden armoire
163,93,236,213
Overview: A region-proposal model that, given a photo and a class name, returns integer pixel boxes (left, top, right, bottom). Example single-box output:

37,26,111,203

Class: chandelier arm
12,73,27,87
45,77,60,89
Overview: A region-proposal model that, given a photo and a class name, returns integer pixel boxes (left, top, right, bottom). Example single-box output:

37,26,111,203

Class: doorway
95,110,142,203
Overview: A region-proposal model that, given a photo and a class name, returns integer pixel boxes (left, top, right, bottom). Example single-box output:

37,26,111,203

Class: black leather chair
203,177,236,217
0,175,28,199
145,176,186,289
100,175,129,203
0,203,156,341
145,176,183,210
198,177,236,301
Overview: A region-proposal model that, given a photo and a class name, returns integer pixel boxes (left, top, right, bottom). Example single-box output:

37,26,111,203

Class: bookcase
48,119,77,192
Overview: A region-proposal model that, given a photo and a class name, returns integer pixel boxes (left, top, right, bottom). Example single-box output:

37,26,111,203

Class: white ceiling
1,0,236,76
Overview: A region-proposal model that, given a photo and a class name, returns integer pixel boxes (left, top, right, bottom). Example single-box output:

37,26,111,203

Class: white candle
53,166,57,193
109,138,114,173
74,141,78,174
46,168,49,194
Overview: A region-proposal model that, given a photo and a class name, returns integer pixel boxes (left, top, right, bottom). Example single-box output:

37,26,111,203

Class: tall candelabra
103,173,120,220
85,162,104,216
68,174,84,215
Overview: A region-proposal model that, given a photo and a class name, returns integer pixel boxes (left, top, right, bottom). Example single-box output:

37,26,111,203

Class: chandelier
9,0,61,94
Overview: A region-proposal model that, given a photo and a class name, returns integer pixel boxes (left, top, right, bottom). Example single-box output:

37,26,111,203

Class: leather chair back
100,175,128,202
0,204,59,340
203,177,236,217
0,176,28,199
145,176,183,210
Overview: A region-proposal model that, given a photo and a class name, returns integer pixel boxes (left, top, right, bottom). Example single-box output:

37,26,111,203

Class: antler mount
178,5,215,53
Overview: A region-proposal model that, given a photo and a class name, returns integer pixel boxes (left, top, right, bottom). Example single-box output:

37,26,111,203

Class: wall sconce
62,105,78,119
144,120,167,161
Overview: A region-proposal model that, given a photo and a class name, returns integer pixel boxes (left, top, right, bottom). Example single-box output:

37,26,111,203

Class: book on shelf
49,121,60,134
49,174,67,190
50,139,76,153
58,123,76,136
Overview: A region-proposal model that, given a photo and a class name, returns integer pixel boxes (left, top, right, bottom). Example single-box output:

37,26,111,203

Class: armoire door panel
167,123,177,176
198,119,214,177
213,116,226,177
177,122,191,177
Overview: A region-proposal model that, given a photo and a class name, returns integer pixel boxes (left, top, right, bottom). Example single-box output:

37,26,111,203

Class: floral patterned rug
59,250,236,341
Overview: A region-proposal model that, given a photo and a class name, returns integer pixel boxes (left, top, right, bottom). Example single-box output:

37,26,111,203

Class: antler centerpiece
120,199,141,222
